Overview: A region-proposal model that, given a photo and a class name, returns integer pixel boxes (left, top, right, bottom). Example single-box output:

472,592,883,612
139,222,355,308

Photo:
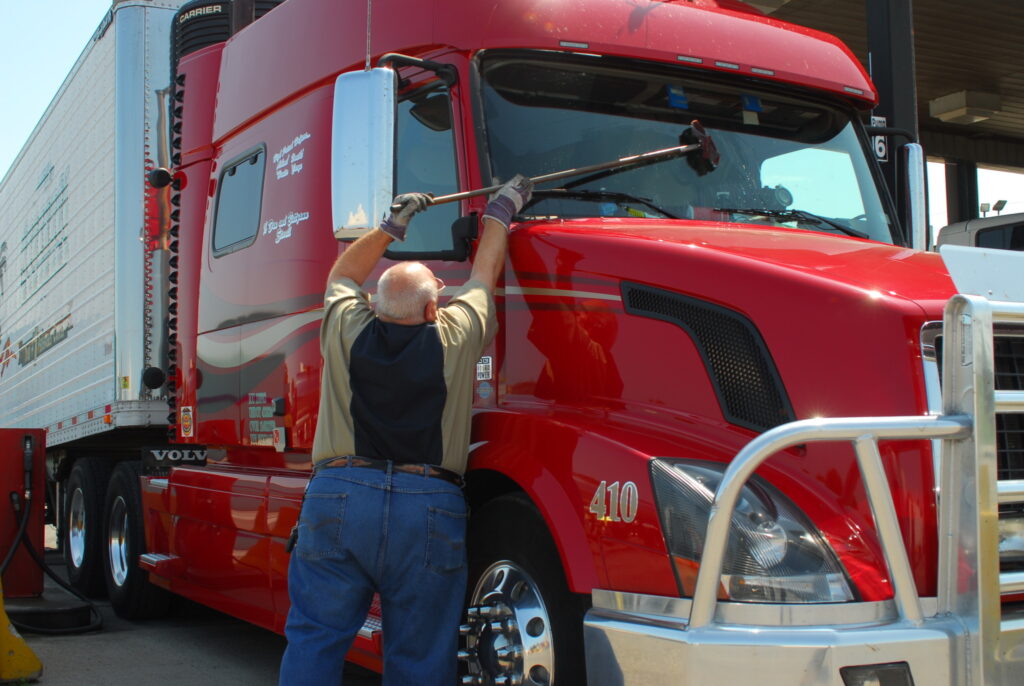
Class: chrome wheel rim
460,560,555,686
68,488,87,568
108,495,129,587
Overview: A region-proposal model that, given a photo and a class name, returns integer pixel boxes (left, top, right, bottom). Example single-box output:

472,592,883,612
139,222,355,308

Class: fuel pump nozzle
22,435,33,501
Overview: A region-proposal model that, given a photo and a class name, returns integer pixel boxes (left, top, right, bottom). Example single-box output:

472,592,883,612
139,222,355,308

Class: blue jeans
279,465,468,686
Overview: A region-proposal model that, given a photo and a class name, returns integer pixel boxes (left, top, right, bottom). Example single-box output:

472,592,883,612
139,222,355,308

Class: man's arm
328,228,393,287
471,175,533,291
468,218,508,292
327,192,432,287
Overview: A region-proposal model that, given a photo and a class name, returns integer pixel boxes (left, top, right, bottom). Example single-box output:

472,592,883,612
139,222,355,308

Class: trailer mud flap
142,446,208,476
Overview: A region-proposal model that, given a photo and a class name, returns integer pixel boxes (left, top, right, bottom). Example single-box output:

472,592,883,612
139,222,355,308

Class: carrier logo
179,4,224,24
142,446,208,476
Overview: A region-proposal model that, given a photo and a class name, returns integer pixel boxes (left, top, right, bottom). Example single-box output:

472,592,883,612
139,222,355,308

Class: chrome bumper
584,589,1024,685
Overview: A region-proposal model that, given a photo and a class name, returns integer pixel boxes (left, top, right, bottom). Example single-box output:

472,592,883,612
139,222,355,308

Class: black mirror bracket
453,213,479,258
377,53,457,92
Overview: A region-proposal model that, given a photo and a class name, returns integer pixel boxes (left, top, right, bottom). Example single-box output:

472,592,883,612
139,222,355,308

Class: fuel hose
3,489,103,634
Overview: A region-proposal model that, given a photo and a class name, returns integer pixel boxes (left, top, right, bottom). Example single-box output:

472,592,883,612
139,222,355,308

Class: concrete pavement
18,549,380,686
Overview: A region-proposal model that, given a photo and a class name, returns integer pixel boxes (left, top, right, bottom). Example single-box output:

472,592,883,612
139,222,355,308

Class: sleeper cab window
212,148,266,255
385,88,461,259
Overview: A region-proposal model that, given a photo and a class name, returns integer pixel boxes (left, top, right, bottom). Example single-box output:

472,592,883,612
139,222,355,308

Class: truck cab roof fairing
211,0,875,142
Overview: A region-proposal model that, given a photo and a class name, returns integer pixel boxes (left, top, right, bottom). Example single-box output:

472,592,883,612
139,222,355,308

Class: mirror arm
377,53,458,89
402,79,450,103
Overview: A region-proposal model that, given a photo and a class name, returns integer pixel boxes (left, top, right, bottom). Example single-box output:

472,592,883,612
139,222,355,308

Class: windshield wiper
525,189,680,219
715,207,870,239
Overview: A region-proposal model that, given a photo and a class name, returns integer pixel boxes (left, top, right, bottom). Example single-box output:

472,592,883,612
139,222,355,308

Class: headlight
650,459,854,603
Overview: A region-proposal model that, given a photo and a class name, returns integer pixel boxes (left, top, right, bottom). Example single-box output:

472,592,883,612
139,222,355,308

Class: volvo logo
142,445,208,476
149,449,206,462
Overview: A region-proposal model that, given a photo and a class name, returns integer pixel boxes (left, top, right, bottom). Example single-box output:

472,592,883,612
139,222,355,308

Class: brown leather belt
319,455,464,488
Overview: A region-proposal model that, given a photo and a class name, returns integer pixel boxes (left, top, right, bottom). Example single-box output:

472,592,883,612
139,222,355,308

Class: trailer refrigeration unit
2,0,1023,684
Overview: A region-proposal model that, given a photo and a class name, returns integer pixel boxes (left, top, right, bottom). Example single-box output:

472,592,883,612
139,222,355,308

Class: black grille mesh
996,336,1024,481
623,283,794,432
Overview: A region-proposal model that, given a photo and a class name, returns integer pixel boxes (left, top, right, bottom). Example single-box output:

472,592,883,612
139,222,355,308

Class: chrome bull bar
688,295,1024,683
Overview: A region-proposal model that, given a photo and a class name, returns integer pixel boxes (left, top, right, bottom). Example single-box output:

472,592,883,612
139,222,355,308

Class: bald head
375,262,439,324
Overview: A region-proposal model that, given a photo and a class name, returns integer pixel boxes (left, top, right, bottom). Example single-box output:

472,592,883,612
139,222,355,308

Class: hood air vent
622,282,794,432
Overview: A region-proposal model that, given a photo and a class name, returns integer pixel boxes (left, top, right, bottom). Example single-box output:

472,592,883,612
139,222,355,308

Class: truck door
186,83,335,627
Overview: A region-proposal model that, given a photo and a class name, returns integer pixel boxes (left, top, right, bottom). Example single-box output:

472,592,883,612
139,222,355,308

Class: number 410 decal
589,480,639,523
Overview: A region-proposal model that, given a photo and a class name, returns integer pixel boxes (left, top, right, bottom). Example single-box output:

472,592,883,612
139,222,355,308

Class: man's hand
482,175,533,231
380,192,433,242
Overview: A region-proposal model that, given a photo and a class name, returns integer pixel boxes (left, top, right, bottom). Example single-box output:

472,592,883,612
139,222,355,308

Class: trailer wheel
462,493,589,686
63,457,113,596
103,461,171,619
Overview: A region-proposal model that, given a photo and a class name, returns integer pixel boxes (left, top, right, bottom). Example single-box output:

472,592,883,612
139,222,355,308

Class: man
279,175,533,685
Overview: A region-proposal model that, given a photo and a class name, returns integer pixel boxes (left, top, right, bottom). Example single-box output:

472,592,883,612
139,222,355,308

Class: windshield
479,54,897,244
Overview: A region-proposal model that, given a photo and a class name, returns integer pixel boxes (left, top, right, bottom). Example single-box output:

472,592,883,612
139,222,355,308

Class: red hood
514,218,957,313
508,217,956,600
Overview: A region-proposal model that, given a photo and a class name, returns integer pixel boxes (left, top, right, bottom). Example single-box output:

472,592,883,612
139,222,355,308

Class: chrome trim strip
499,286,622,302
590,589,912,627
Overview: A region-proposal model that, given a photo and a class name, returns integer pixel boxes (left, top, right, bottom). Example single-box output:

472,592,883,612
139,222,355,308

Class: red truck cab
118,1,1024,684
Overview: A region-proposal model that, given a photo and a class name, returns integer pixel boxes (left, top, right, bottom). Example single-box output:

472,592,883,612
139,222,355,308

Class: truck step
138,553,184,577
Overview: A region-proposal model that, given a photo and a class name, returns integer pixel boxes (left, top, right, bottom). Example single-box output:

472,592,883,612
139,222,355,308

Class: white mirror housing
331,68,397,239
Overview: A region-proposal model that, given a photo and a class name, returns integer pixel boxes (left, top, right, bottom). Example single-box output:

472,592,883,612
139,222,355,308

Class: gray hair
375,262,438,321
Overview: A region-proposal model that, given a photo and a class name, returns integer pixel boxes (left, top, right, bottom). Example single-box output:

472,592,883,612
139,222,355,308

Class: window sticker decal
667,85,689,110
476,356,493,381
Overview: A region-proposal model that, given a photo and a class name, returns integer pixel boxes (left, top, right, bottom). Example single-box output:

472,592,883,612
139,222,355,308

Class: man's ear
424,299,438,323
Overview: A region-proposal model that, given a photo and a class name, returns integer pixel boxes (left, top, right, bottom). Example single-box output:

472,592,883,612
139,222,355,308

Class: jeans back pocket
425,505,467,574
296,493,348,560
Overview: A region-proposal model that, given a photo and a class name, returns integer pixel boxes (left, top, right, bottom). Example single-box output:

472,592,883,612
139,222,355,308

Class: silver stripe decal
197,309,323,369
499,286,622,302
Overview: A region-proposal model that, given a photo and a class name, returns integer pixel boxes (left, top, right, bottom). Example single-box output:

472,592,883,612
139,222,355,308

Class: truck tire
462,493,589,686
63,457,113,596
103,461,171,619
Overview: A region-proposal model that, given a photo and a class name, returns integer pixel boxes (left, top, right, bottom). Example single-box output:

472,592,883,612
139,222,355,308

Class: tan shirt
311,276,495,474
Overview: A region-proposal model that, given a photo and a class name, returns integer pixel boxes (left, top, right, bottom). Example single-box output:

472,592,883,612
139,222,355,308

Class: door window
386,90,460,258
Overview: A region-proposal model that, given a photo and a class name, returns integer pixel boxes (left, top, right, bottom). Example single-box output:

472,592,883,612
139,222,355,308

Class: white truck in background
937,211,1024,251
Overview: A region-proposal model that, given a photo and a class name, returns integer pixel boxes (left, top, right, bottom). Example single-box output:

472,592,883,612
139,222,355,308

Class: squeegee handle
392,142,701,211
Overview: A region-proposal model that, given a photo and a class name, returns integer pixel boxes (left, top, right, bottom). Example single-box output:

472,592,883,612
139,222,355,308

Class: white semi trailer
0,0,185,594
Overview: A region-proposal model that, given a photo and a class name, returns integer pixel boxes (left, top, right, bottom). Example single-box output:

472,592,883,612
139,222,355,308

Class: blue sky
0,0,113,183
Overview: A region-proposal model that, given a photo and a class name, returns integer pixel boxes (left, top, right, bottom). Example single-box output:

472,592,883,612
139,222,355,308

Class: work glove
482,174,533,231
380,192,433,242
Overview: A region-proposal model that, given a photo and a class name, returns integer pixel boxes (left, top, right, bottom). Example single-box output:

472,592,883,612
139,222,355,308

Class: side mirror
331,68,397,239
902,143,927,251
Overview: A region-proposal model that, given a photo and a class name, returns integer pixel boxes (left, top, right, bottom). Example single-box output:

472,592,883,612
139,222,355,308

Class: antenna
365,0,372,71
